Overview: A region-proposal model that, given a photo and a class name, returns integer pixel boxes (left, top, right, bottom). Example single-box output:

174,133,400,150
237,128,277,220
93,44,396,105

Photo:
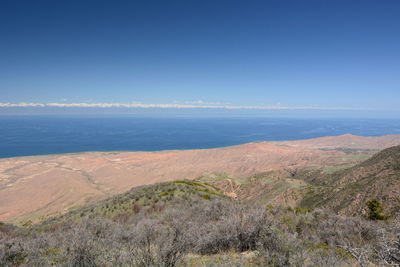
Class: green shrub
295,207,311,214
201,194,211,200
366,199,388,220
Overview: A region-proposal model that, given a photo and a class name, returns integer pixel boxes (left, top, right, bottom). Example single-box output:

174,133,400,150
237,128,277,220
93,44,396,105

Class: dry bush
129,218,187,267
166,199,275,255
0,197,398,266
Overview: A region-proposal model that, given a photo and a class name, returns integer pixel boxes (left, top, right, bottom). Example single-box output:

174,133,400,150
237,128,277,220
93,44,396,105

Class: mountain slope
198,171,308,207
299,145,400,217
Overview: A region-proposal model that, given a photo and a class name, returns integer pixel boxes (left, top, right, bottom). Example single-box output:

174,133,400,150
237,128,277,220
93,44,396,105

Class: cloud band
0,102,371,111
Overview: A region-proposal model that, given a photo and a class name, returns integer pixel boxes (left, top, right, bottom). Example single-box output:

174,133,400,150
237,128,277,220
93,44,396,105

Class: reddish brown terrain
272,133,400,150
1,134,400,223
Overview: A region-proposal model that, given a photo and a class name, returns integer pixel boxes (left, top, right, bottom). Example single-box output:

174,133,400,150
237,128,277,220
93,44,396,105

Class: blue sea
1,116,400,158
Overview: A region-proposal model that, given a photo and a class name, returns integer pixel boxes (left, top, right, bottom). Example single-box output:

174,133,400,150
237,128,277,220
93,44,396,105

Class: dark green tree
366,199,388,220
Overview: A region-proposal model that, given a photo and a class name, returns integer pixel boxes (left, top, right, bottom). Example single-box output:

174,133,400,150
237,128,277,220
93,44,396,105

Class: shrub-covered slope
43,179,225,226
1,176,400,266
1,181,399,266
299,145,400,217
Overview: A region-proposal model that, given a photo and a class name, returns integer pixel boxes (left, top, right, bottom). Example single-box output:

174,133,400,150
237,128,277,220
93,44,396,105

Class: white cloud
0,102,372,111
0,102,46,107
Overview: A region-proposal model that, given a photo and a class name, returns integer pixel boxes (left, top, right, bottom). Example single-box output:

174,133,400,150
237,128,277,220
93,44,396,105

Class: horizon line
0,102,376,111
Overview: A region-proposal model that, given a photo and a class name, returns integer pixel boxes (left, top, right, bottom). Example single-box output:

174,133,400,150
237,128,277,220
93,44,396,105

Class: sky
0,0,400,117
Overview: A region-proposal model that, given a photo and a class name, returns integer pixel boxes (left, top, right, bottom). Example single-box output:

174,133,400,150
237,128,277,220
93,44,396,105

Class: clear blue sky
0,0,399,116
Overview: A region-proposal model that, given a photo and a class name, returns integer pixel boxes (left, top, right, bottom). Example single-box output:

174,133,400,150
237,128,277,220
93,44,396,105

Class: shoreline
1,133,400,160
